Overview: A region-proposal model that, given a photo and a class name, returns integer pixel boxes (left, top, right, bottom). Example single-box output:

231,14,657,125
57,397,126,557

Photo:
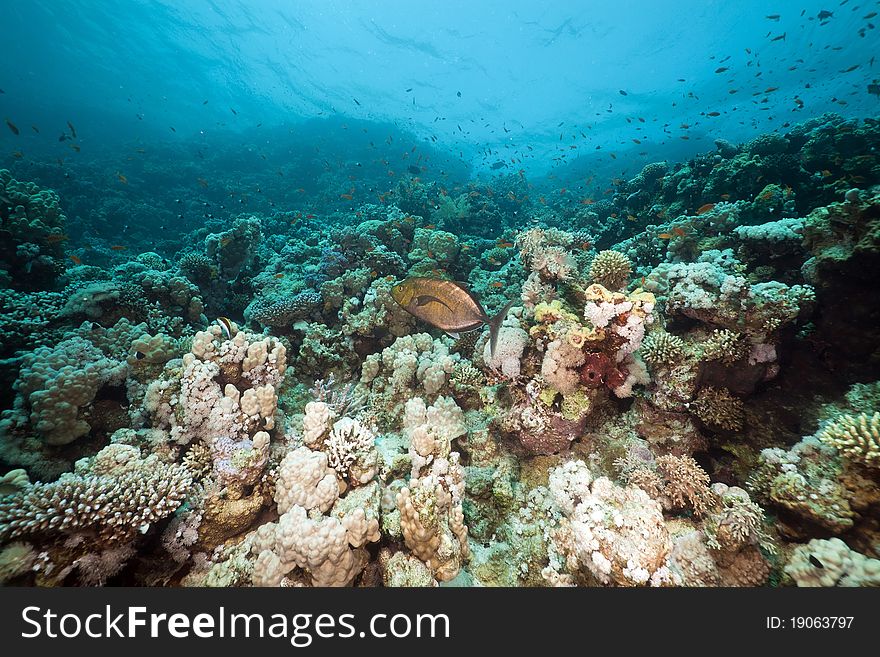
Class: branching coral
690,386,744,431
700,329,750,365
0,444,191,542
639,330,685,366
817,412,880,469
588,250,632,290
654,454,717,517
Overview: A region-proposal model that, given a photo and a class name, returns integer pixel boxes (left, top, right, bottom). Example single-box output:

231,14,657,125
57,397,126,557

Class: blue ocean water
0,1,879,589
2,1,878,181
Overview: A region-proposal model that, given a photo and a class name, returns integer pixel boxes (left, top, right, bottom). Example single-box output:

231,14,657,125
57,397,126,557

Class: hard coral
818,412,880,469
588,250,632,291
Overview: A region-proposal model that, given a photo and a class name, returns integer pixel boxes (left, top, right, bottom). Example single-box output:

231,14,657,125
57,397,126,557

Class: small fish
771,33,786,41
110,245,128,251
865,12,878,20
456,91,461,97
821,169,833,178
809,555,824,569
274,273,285,279
69,254,81,265
5,118,19,135
45,234,69,244
817,10,833,20
673,226,687,237
31,125,39,133
840,64,860,72
230,107,237,115
197,177,209,188
714,67,729,73
216,316,235,339
117,172,128,184
339,193,353,200
696,203,715,215
706,111,721,117
765,14,780,20
169,126,176,132
619,89,628,96
70,144,80,152
67,121,77,138
658,233,673,240
391,277,516,356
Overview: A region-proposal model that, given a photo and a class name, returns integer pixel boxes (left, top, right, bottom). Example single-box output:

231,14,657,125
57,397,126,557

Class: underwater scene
0,0,879,588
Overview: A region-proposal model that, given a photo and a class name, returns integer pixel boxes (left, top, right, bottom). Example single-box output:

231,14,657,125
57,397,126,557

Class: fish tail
488,298,517,357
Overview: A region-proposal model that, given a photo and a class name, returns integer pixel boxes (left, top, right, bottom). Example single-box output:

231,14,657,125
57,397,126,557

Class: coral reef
1,112,879,589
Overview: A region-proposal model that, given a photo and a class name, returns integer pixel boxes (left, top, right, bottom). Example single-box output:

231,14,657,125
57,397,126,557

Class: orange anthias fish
46,234,69,244
116,172,128,184
658,233,673,240
110,245,128,251
696,203,716,215
391,277,516,356
69,254,82,265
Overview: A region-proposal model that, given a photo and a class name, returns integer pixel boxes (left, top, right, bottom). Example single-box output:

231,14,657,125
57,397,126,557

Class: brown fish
391,277,515,356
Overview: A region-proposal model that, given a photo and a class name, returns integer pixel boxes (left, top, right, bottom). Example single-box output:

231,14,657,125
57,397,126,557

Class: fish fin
445,331,461,339
415,294,452,310
488,298,518,358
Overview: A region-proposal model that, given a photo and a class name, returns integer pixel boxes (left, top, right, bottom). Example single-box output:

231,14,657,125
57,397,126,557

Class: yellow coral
565,323,605,347
539,386,560,407
534,299,579,324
